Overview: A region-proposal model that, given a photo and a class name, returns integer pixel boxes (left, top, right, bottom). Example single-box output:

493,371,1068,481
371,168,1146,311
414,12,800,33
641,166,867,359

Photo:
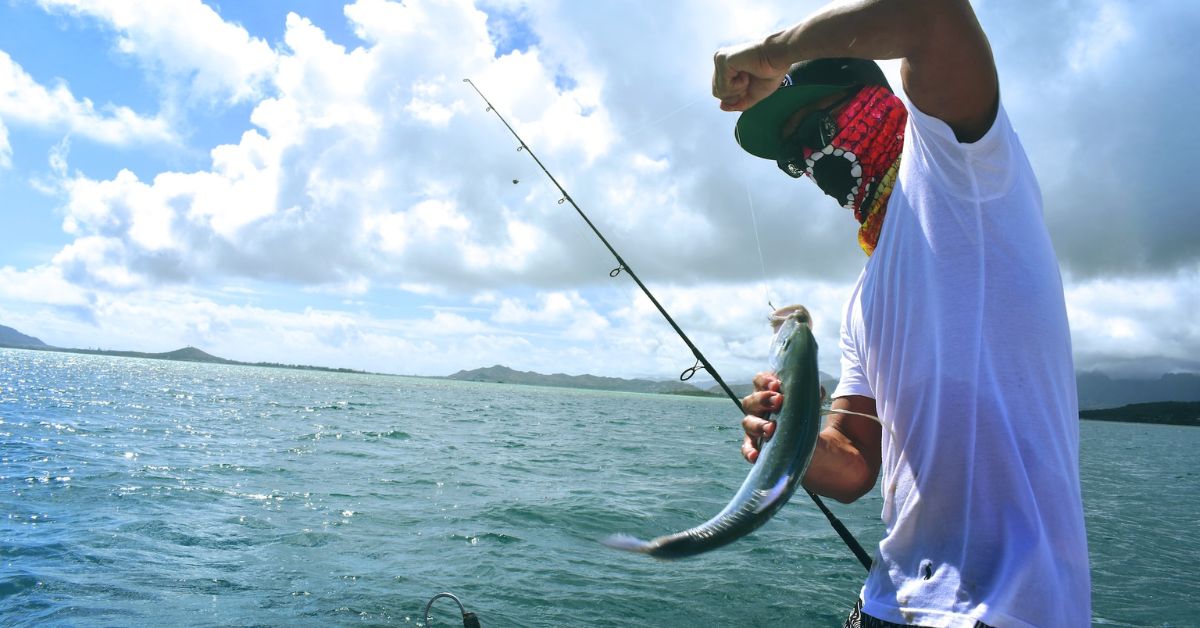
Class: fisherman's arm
742,384,881,504
714,0,999,142
802,395,881,503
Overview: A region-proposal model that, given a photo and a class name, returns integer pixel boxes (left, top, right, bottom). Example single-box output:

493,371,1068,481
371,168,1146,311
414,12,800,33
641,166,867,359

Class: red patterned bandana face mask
776,85,907,255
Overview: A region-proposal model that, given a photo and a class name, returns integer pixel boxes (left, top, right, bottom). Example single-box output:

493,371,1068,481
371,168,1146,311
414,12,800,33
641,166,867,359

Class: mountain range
3,323,1198,415
445,364,842,399
1075,371,1200,409
0,324,48,348
0,324,365,374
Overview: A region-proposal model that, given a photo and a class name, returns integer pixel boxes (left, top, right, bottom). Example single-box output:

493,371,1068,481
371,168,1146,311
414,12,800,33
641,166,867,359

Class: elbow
802,462,878,504
826,475,877,504
844,457,882,503
835,483,875,504
802,411,882,503
826,450,880,503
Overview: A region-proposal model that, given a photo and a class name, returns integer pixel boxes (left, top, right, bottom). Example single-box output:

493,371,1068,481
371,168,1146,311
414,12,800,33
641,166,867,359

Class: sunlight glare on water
1,348,1196,626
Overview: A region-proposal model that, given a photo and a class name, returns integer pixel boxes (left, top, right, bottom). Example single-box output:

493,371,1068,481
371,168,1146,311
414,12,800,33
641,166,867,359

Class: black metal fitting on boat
424,592,481,628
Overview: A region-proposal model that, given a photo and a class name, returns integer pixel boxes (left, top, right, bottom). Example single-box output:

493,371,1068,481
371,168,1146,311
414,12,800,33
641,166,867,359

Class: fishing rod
461,78,737,402
462,78,872,572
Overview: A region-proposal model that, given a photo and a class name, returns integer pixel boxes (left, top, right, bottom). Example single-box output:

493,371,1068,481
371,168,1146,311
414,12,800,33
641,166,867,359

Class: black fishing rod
463,78,872,572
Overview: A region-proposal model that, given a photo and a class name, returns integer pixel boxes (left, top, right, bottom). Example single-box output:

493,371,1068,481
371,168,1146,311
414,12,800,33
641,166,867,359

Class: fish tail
601,533,655,554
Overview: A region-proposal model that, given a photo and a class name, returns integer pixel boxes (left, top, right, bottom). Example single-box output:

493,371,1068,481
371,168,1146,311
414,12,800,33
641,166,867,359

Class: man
712,1,1090,626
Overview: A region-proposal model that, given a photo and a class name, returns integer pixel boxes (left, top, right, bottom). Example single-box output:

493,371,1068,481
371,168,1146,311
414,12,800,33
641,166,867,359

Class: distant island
1075,371,1200,409
0,324,49,349
3,323,1198,425
444,364,841,399
1079,402,1200,427
0,324,368,375
446,364,715,396
447,366,1199,426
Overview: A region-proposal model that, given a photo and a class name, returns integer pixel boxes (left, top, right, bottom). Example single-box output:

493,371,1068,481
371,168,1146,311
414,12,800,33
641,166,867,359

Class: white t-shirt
832,101,1091,627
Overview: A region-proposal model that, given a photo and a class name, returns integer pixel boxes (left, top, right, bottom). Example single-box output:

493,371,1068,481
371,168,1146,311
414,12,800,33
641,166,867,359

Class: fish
603,311,823,559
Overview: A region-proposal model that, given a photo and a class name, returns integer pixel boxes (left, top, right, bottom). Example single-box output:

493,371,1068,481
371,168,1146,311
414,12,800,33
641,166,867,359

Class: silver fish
603,313,823,559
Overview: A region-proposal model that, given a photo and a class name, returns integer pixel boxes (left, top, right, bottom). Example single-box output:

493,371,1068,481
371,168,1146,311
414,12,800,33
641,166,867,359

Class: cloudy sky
0,0,1196,384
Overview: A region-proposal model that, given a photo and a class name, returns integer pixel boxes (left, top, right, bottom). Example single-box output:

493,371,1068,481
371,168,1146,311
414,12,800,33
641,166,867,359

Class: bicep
901,0,999,142
828,395,882,472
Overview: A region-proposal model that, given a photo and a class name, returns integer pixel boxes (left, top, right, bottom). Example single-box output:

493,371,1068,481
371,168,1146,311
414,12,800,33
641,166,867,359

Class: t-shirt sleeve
832,286,873,400
903,99,1019,202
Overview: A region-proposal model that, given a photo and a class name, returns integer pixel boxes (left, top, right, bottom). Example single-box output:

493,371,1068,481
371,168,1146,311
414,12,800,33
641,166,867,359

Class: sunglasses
775,93,854,179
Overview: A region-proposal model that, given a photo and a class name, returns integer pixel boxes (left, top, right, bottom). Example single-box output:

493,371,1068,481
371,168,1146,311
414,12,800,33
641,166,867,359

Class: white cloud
0,278,546,375
0,265,92,307
0,4,885,372
0,118,10,168
399,282,446,296
492,290,610,340
38,0,667,293
1,0,1197,381
52,235,143,290
405,80,467,127
3,255,1197,383
1065,267,1200,376
0,50,172,145
602,278,853,379
48,137,69,176
1067,1,1132,72
37,0,278,104
304,276,371,297
371,198,470,255
631,153,669,174
985,1,1200,277
266,12,378,134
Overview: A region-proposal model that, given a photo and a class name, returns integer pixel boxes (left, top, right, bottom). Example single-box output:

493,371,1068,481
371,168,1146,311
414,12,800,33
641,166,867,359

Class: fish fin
601,533,654,553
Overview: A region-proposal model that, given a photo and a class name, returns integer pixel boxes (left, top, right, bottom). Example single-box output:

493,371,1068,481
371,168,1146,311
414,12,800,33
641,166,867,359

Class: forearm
761,0,933,69
801,428,875,503
758,0,997,141
801,396,881,503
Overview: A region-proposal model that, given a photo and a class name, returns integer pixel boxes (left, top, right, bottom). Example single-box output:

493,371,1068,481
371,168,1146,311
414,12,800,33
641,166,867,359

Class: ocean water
1,347,1196,627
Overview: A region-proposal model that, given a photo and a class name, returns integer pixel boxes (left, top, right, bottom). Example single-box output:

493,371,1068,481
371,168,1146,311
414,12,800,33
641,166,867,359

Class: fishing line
463,78,872,572
741,159,777,311
620,95,706,142
734,121,790,313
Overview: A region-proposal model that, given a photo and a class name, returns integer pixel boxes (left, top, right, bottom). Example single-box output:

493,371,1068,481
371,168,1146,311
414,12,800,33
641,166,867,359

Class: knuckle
752,371,779,391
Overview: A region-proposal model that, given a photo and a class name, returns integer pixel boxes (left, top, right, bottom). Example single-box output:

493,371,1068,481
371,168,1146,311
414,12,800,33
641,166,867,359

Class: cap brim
734,84,848,160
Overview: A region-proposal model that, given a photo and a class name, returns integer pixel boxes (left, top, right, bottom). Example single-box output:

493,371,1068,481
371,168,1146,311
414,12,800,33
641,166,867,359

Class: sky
0,0,1197,385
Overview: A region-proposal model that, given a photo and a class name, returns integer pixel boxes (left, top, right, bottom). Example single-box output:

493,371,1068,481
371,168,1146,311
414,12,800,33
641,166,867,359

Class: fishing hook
462,77,872,572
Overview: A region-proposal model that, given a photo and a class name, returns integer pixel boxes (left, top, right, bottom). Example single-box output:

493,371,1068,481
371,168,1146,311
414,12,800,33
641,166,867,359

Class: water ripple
1,348,1195,626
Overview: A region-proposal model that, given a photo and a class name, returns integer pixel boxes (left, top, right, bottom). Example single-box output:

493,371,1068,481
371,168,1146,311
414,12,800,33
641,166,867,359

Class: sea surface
1,347,1197,627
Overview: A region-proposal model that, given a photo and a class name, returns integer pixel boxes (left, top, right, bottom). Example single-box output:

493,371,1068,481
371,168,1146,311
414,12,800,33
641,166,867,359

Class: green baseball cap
734,58,891,160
